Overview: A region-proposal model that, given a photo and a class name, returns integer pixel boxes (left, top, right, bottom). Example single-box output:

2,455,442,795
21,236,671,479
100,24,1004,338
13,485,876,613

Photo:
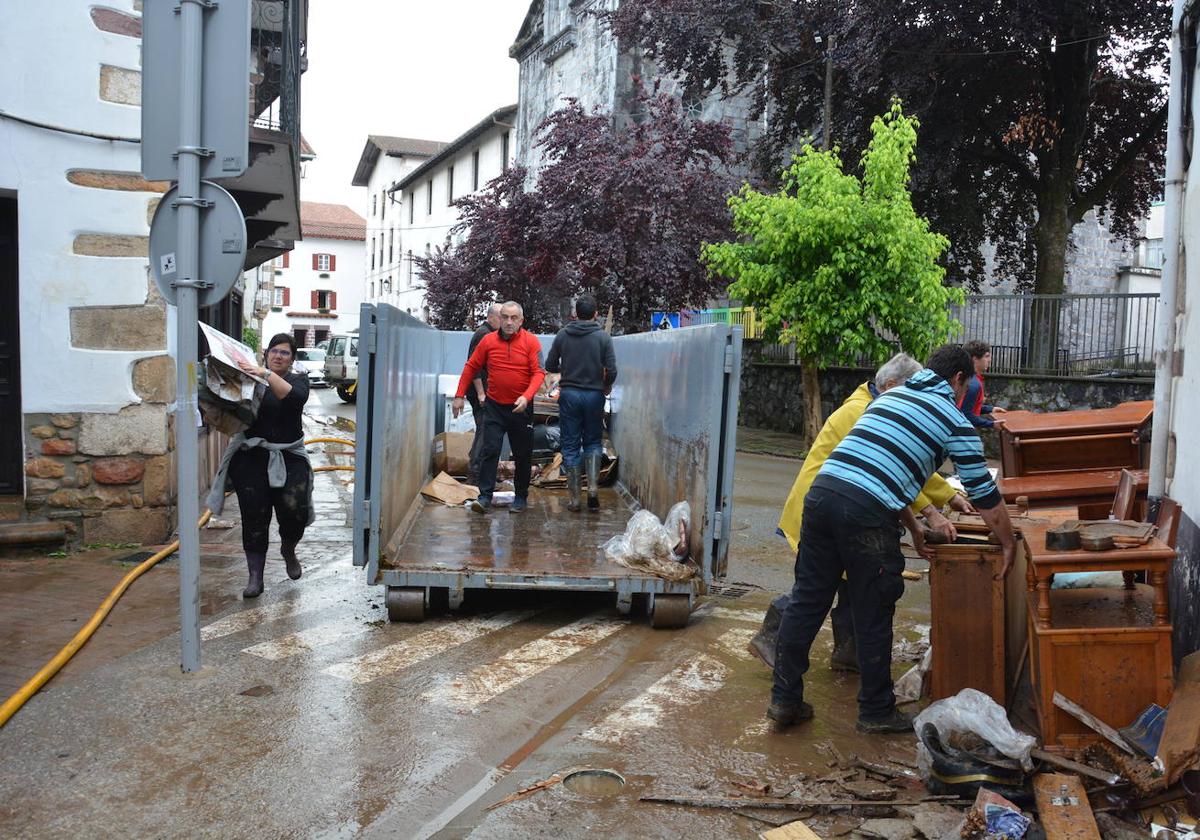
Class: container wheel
386,586,425,622
649,594,691,629
336,385,356,403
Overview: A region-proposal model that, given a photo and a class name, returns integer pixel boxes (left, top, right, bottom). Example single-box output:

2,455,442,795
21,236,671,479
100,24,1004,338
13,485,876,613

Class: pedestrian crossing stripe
421,616,626,710
321,610,537,685
581,654,729,743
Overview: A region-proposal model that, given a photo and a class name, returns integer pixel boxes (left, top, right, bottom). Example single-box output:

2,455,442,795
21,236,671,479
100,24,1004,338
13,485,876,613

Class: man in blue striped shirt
769,344,1018,734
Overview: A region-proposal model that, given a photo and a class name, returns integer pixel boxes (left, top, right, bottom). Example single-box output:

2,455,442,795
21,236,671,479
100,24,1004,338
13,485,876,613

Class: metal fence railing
725,293,1160,379
948,293,1159,377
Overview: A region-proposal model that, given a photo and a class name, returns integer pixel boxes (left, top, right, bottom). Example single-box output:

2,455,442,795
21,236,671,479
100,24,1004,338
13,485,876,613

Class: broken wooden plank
1053,691,1136,755
760,819,823,840
1031,748,1122,785
640,793,965,811
484,774,562,811
1158,651,1200,785
853,757,917,780
1033,773,1101,840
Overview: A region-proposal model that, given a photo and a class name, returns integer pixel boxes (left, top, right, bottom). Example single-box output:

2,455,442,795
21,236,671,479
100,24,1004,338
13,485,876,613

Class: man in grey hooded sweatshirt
546,294,617,511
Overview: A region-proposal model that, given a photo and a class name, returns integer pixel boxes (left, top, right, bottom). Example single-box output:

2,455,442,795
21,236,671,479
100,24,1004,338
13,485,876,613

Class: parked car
324,332,358,402
294,347,327,388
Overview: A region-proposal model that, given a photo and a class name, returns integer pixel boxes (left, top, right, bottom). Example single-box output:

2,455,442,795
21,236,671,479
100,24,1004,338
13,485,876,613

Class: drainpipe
1149,0,1189,511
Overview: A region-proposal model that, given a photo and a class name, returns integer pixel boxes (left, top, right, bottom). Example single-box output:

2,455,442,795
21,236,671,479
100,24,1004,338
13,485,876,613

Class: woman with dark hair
207,332,314,598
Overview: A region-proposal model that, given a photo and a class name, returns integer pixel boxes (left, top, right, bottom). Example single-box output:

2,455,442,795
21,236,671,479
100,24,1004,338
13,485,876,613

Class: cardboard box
432,431,473,476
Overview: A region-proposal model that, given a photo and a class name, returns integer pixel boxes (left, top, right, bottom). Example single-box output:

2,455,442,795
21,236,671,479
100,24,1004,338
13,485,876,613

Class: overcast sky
298,0,532,212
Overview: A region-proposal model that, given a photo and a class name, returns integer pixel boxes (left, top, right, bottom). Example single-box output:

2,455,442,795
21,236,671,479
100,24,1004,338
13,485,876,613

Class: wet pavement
0,410,939,838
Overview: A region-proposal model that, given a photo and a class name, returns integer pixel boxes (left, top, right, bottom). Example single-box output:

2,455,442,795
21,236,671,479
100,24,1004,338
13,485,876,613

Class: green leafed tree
703,102,963,443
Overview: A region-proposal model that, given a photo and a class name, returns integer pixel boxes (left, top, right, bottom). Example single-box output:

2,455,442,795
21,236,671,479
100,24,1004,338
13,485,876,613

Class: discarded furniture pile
908,400,1198,838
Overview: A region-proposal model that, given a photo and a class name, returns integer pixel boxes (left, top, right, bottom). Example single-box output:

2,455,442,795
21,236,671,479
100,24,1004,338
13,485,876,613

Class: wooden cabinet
998,401,1152,477
928,541,1028,706
1022,522,1176,750
1027,587,1174,750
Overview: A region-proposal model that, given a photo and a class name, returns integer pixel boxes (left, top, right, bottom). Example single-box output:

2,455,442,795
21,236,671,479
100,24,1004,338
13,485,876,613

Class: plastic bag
603,503,695,582
914,688,1036,772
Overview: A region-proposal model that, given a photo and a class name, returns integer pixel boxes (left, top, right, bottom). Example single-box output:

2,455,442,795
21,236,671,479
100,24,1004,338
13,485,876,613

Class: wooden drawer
1027,587,1174,750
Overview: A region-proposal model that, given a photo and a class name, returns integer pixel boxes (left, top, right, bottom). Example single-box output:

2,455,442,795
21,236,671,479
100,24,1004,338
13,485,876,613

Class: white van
323,333,358,402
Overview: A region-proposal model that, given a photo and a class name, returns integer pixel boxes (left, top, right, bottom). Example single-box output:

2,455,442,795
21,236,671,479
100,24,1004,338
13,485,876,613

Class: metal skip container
351,303,742,628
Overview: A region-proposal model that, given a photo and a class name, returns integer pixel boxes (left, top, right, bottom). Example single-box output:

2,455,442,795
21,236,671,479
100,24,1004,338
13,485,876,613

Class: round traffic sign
149,180,247,306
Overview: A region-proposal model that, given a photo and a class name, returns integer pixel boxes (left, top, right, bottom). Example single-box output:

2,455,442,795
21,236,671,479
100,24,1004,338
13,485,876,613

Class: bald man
453,302,545,513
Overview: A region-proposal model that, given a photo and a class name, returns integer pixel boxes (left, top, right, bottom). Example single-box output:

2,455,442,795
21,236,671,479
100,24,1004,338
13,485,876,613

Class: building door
0,197,21,495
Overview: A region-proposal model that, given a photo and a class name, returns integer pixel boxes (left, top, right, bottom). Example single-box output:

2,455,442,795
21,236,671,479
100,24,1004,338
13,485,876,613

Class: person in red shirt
452,301,545,513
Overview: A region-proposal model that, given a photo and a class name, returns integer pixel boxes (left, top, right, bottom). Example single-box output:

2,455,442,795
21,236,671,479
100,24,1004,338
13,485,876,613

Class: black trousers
476,398,533,499
772,483,906,721
229,449,312,554
467,391,485,477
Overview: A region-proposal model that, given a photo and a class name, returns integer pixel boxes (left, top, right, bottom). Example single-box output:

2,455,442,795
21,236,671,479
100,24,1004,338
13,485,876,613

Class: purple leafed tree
420,91,739,333
606,0,1169,300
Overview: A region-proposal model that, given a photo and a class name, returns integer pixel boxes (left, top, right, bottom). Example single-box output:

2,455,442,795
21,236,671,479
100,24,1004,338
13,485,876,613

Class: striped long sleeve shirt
817,369,1002,512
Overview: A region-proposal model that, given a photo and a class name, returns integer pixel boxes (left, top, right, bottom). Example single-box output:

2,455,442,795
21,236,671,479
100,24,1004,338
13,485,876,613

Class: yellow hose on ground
2,442,355,727
0,509,214,729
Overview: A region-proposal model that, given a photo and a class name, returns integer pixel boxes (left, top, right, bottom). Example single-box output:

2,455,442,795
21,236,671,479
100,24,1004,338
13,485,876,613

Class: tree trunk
801,358,823,448
1027,187,1071,373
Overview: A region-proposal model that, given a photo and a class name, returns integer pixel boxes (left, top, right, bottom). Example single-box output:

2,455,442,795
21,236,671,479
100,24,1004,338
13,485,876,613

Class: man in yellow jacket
750,353,973,670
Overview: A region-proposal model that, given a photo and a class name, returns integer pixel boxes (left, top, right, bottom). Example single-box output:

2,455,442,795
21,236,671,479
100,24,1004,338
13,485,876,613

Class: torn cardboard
420,471,479,507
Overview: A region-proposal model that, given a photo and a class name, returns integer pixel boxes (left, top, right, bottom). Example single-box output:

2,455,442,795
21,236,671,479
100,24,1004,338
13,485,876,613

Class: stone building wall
512,0,761,182
1,2,177,546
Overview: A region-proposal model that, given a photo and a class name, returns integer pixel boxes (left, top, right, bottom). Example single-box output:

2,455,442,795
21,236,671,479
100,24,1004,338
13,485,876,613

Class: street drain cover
562,769,625,797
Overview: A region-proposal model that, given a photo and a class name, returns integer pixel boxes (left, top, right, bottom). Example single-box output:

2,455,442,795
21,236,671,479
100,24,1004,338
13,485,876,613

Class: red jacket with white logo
456,328,545,405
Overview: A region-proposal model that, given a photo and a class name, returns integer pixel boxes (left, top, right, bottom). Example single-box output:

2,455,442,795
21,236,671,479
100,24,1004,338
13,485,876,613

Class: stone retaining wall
740,357,1154,457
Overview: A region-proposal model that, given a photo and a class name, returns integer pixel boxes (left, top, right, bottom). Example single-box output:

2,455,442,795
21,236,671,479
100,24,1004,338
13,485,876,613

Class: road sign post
142,0,250,674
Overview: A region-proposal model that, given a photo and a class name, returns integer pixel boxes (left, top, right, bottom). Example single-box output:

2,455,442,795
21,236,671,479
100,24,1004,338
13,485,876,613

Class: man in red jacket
452,301,545,513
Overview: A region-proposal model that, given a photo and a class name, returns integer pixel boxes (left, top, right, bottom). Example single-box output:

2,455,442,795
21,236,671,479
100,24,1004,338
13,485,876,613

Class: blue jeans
558,387,605,468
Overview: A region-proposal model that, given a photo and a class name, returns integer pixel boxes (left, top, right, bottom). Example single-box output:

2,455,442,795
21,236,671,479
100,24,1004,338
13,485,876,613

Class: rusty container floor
382,486,667,583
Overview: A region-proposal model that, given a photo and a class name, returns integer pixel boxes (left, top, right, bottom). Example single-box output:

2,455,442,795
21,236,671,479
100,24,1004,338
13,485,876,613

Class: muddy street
0,443,935,839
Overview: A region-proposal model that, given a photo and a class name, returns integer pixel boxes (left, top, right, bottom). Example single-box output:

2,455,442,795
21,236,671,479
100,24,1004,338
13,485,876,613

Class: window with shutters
372,194,377,216
273,286,286,306
315,290,334,310
315,253,332,271
426,179,433,215
406,250,413,287
447,165,455,205
501,131,510,171
370,238,375,270
388,228,394,264
381,191,386,220
408,191,414,224
472,149,480,191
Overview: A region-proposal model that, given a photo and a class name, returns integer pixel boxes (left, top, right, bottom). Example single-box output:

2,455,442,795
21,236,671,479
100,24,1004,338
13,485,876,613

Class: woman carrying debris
208,333,314,599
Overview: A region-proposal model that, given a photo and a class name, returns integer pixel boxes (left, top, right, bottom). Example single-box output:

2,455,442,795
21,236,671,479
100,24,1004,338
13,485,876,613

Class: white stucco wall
389,125,514,318
0,0,159,413
362,153,428,317
261,233,365,343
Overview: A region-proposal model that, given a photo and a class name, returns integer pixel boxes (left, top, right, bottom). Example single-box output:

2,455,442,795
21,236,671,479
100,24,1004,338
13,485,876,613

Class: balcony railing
251,0,305,152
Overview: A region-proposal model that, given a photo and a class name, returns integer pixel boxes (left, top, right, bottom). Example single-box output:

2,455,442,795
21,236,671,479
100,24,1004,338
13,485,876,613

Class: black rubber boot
766,700,814,727
243,552,266,599
281,540,302,580
566,465,582,512
856,708,914,734
830,639,859,672
585,453,601,511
